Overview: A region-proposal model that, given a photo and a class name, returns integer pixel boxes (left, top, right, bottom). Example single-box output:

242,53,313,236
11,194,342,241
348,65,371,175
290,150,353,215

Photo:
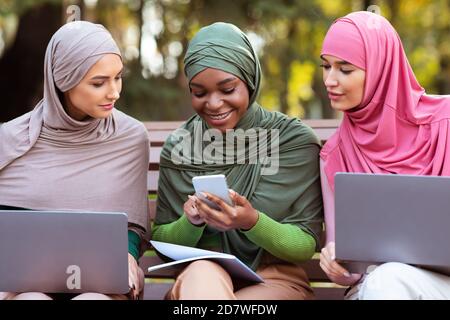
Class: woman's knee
71,293,113,300
359,262,419,299
366,262,416,282
171,260,235,300
0,292,17,300
12,292,52,300
183,260,227,278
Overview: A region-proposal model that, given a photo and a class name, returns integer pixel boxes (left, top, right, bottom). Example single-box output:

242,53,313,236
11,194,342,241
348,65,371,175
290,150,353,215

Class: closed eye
320,64,354,75
192,91,206,98
222,87,235,94
340,69,354,75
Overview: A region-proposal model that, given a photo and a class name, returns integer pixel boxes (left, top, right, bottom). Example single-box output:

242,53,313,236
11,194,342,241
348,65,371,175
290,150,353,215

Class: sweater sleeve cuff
128,230,141,261
152,214,206,246
178,214,207,232
241,211,273,239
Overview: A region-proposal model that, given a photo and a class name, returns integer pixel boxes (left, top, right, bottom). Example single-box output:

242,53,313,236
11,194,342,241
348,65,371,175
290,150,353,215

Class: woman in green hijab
153,22,323,300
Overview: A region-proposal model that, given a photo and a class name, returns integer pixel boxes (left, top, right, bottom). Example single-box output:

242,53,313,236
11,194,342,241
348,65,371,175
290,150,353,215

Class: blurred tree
434,0,450,94
0,0,61,122
0,0,448,122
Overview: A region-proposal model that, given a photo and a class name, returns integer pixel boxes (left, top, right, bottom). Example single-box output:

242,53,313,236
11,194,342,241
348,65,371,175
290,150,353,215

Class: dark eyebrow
189,82,203,88
217,77,237,86
320,56,351,65
90,68,123,81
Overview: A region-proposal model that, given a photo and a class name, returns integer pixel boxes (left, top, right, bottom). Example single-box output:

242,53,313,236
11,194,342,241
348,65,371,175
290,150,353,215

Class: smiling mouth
205,110,233,120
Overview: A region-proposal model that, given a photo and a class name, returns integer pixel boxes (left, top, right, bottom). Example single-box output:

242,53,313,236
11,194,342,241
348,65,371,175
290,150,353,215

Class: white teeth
208,111,231,120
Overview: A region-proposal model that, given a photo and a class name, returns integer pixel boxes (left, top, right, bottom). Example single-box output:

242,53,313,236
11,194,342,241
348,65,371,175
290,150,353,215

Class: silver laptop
0,210,129,294
335,173,450,275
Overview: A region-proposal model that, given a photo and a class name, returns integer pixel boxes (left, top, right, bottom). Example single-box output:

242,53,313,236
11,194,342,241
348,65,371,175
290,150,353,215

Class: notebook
148,240,264,283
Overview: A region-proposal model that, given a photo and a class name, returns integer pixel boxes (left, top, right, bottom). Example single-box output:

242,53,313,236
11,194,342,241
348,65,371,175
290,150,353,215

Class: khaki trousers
167,258,314,300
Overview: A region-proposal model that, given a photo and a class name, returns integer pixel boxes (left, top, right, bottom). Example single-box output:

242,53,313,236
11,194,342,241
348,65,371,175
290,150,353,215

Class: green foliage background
0,0,449,121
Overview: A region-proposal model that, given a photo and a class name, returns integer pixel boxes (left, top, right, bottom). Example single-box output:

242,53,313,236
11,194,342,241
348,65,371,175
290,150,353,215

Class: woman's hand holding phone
195,189,259,231
183,195,205,226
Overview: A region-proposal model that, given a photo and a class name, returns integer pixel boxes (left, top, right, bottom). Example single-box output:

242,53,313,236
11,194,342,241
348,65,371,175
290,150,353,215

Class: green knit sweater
152,211,316,264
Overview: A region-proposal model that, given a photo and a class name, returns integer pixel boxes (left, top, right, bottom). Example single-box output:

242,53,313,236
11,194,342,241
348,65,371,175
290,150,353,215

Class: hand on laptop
128,253,144,300
319,242,362,287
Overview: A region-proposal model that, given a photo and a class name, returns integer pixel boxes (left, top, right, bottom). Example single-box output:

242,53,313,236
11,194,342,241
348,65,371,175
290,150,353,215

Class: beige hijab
0,21,149,232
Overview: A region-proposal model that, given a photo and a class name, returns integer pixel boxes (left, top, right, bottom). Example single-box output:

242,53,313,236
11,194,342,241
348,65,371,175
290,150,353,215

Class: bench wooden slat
149,147,162,164
144,119,341,148
145,121,185,130
147,171,159,193
143,283,172,300
148,199,156,220
301,119,341,128
312,287,346,300
144,119,340,131
300,259,330,281
314,128,339,143
146,122,183,147
149,128,335,146
149,131,173,146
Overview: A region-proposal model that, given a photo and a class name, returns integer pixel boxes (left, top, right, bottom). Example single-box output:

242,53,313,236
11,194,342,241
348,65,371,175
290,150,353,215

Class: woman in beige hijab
0,21,149,300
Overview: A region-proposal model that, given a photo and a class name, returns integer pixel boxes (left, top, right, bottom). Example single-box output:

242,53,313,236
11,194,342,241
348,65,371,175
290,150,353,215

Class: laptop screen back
335,173,450,274
0,210,129,294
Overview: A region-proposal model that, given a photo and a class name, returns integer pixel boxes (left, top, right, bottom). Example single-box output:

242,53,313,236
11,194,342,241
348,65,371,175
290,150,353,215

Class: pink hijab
320,11,450,190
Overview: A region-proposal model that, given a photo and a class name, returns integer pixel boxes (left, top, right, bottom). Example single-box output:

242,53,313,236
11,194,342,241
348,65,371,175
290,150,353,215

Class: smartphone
192,174,233,210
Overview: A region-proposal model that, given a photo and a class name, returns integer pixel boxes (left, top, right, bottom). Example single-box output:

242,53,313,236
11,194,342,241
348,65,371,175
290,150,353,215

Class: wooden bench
139,119,345,300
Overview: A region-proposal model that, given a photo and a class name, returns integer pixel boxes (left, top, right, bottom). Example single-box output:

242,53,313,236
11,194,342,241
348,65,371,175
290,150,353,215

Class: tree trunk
136,0,144,63
279,21,297,115
0,2,62,122
436,0,450,94
363,0,373,11
386,0,399,26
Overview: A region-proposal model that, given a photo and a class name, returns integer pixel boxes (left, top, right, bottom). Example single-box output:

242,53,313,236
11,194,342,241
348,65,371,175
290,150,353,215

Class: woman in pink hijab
319,11,450,299
0,21,149,300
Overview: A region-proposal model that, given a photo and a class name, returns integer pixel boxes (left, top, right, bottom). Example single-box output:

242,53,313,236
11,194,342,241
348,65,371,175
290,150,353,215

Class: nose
324,69,338,88
206,93,223,110
107,82,120,101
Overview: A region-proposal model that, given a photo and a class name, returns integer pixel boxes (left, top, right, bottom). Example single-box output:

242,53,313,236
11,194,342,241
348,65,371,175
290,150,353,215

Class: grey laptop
335,173,450,275
0,210,129,294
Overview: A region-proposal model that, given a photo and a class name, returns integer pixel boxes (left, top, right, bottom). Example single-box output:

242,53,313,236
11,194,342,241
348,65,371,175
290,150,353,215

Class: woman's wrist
240,209,259,231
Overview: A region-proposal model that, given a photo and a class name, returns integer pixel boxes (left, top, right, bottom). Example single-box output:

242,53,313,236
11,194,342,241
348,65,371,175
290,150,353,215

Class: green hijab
156,22,323,269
